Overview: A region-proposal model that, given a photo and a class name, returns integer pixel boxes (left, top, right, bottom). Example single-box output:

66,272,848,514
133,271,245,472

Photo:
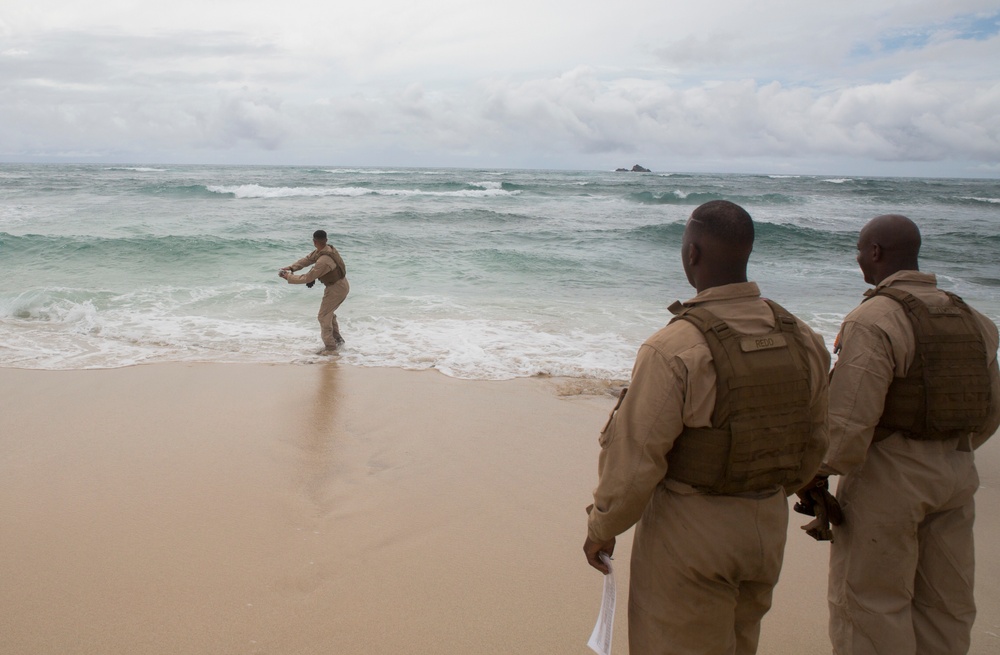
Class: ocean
1,164,997,380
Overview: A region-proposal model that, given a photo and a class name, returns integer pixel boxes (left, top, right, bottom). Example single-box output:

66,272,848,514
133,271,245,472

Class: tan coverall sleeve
288,252,318,273
822,320,896,476
285,257,333,285
587,343,688,543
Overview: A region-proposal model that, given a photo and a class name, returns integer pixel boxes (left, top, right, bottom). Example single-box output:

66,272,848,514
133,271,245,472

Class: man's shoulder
754,301,831,368
844,292,904,327
643,319,707,357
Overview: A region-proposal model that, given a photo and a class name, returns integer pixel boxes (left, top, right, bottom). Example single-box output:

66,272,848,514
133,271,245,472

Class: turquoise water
1,164,997,379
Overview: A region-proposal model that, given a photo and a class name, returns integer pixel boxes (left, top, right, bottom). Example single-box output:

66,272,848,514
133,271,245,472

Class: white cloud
1,1,998,175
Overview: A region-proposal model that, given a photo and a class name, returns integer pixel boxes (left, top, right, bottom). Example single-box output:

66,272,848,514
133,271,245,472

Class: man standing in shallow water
280,230,350,354
584,200,830,654
812,214,1000,654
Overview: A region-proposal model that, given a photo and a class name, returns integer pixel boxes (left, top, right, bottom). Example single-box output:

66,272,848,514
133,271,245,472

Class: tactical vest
866,287,991,442
318,266,345,286
317,250,347,286
665,301,814,494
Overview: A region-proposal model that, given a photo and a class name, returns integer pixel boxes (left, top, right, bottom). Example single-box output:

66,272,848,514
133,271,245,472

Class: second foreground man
584,200,830,654
818,214,1000,654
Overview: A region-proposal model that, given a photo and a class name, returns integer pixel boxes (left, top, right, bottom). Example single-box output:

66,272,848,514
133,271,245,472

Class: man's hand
794,475,823,515
584,536,616,575
793,476,844,541
279,269,290,279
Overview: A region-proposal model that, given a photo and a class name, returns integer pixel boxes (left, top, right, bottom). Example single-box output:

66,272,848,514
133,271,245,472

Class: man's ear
871,243,883,262
686,242,700,267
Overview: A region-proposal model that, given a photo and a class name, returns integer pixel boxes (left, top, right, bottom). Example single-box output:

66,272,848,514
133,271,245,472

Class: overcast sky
2,1,999,176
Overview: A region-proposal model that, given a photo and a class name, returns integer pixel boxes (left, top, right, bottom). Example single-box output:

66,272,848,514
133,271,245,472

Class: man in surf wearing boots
280,230,350,355
583,200,831,654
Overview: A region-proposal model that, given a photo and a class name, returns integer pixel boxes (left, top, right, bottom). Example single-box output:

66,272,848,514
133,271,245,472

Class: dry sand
1,362,998,654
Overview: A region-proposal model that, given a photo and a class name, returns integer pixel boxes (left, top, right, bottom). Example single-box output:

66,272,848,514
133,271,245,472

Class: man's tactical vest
317,248,347,286
665,300,814,494
866,287,991,442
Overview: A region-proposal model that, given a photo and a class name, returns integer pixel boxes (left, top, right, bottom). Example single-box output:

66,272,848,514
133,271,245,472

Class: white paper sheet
587,553,616,655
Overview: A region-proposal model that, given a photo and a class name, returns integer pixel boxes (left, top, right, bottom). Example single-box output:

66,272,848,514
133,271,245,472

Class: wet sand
1,363,998,654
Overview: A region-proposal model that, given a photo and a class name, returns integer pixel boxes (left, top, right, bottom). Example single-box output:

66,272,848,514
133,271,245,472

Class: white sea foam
338,316,635,380
322,169,450,175
322,169,406,174
0,282,640,378
206,184,518,199
104,167,167,172
822,178,852,184
0,204,27,226
472,181,503,190
0,294,638,379
0,295,967,378
966,196,1000,204
0,292,318,370
206,184,365,198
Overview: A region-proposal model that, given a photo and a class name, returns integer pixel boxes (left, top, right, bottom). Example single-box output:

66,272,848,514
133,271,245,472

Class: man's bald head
856,214,921,285
688,200,755,252
682,200,754,292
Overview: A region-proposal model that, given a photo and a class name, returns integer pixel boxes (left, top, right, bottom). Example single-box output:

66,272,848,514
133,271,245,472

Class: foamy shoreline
2,362,998,654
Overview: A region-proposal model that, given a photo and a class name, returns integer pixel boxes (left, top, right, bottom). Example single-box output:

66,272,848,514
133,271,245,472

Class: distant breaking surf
205,184,519,199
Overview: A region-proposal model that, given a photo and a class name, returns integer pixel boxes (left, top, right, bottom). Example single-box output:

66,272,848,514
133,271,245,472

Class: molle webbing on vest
318,251,347,286
867,287,991,442
665,301,813,494
319,266,346,285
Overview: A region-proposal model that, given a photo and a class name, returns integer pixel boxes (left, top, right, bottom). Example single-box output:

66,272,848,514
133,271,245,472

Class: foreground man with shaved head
584,200,831,654
817,214,1000,654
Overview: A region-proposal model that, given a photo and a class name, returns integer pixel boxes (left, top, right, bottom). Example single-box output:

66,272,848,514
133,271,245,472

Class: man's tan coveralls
823,271,1000,655
588,282,830,655
285,245,350,349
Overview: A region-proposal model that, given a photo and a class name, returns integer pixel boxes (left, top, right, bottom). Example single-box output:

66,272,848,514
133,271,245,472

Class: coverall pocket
599,387,628,447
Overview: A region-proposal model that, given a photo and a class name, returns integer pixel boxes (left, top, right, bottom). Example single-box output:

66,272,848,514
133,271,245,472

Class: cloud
470,71,1000,162
1,2,999,175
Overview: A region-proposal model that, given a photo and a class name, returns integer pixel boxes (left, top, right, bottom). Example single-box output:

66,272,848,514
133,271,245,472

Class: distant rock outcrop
615,164,651,173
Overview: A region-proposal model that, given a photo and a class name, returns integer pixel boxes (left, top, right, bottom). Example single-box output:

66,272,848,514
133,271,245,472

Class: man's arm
286,251,319,273
586,343,688,544
284,257,333,285
821,320,896,476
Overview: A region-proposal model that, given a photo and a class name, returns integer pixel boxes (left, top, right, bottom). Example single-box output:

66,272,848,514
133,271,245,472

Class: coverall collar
676,281,762,311
874,270,938,290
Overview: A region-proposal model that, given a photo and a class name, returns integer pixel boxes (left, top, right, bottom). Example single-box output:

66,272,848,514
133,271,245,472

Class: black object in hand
794,486,844,542
306,281,315,288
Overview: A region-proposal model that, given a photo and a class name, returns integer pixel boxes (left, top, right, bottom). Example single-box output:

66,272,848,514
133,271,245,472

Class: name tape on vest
739,333,788,352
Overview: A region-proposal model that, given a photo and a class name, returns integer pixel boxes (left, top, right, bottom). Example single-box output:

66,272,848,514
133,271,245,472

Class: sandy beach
2,362,999,654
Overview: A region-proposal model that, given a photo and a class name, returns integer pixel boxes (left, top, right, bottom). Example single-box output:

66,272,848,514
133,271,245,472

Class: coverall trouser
318,278,349,348
829,434,978,655
628,485,788,655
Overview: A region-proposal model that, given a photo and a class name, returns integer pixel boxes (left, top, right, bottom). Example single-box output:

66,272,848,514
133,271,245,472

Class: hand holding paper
587,553,616,655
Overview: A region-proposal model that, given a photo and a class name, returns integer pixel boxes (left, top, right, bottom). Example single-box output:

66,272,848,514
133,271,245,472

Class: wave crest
206,184,520,199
